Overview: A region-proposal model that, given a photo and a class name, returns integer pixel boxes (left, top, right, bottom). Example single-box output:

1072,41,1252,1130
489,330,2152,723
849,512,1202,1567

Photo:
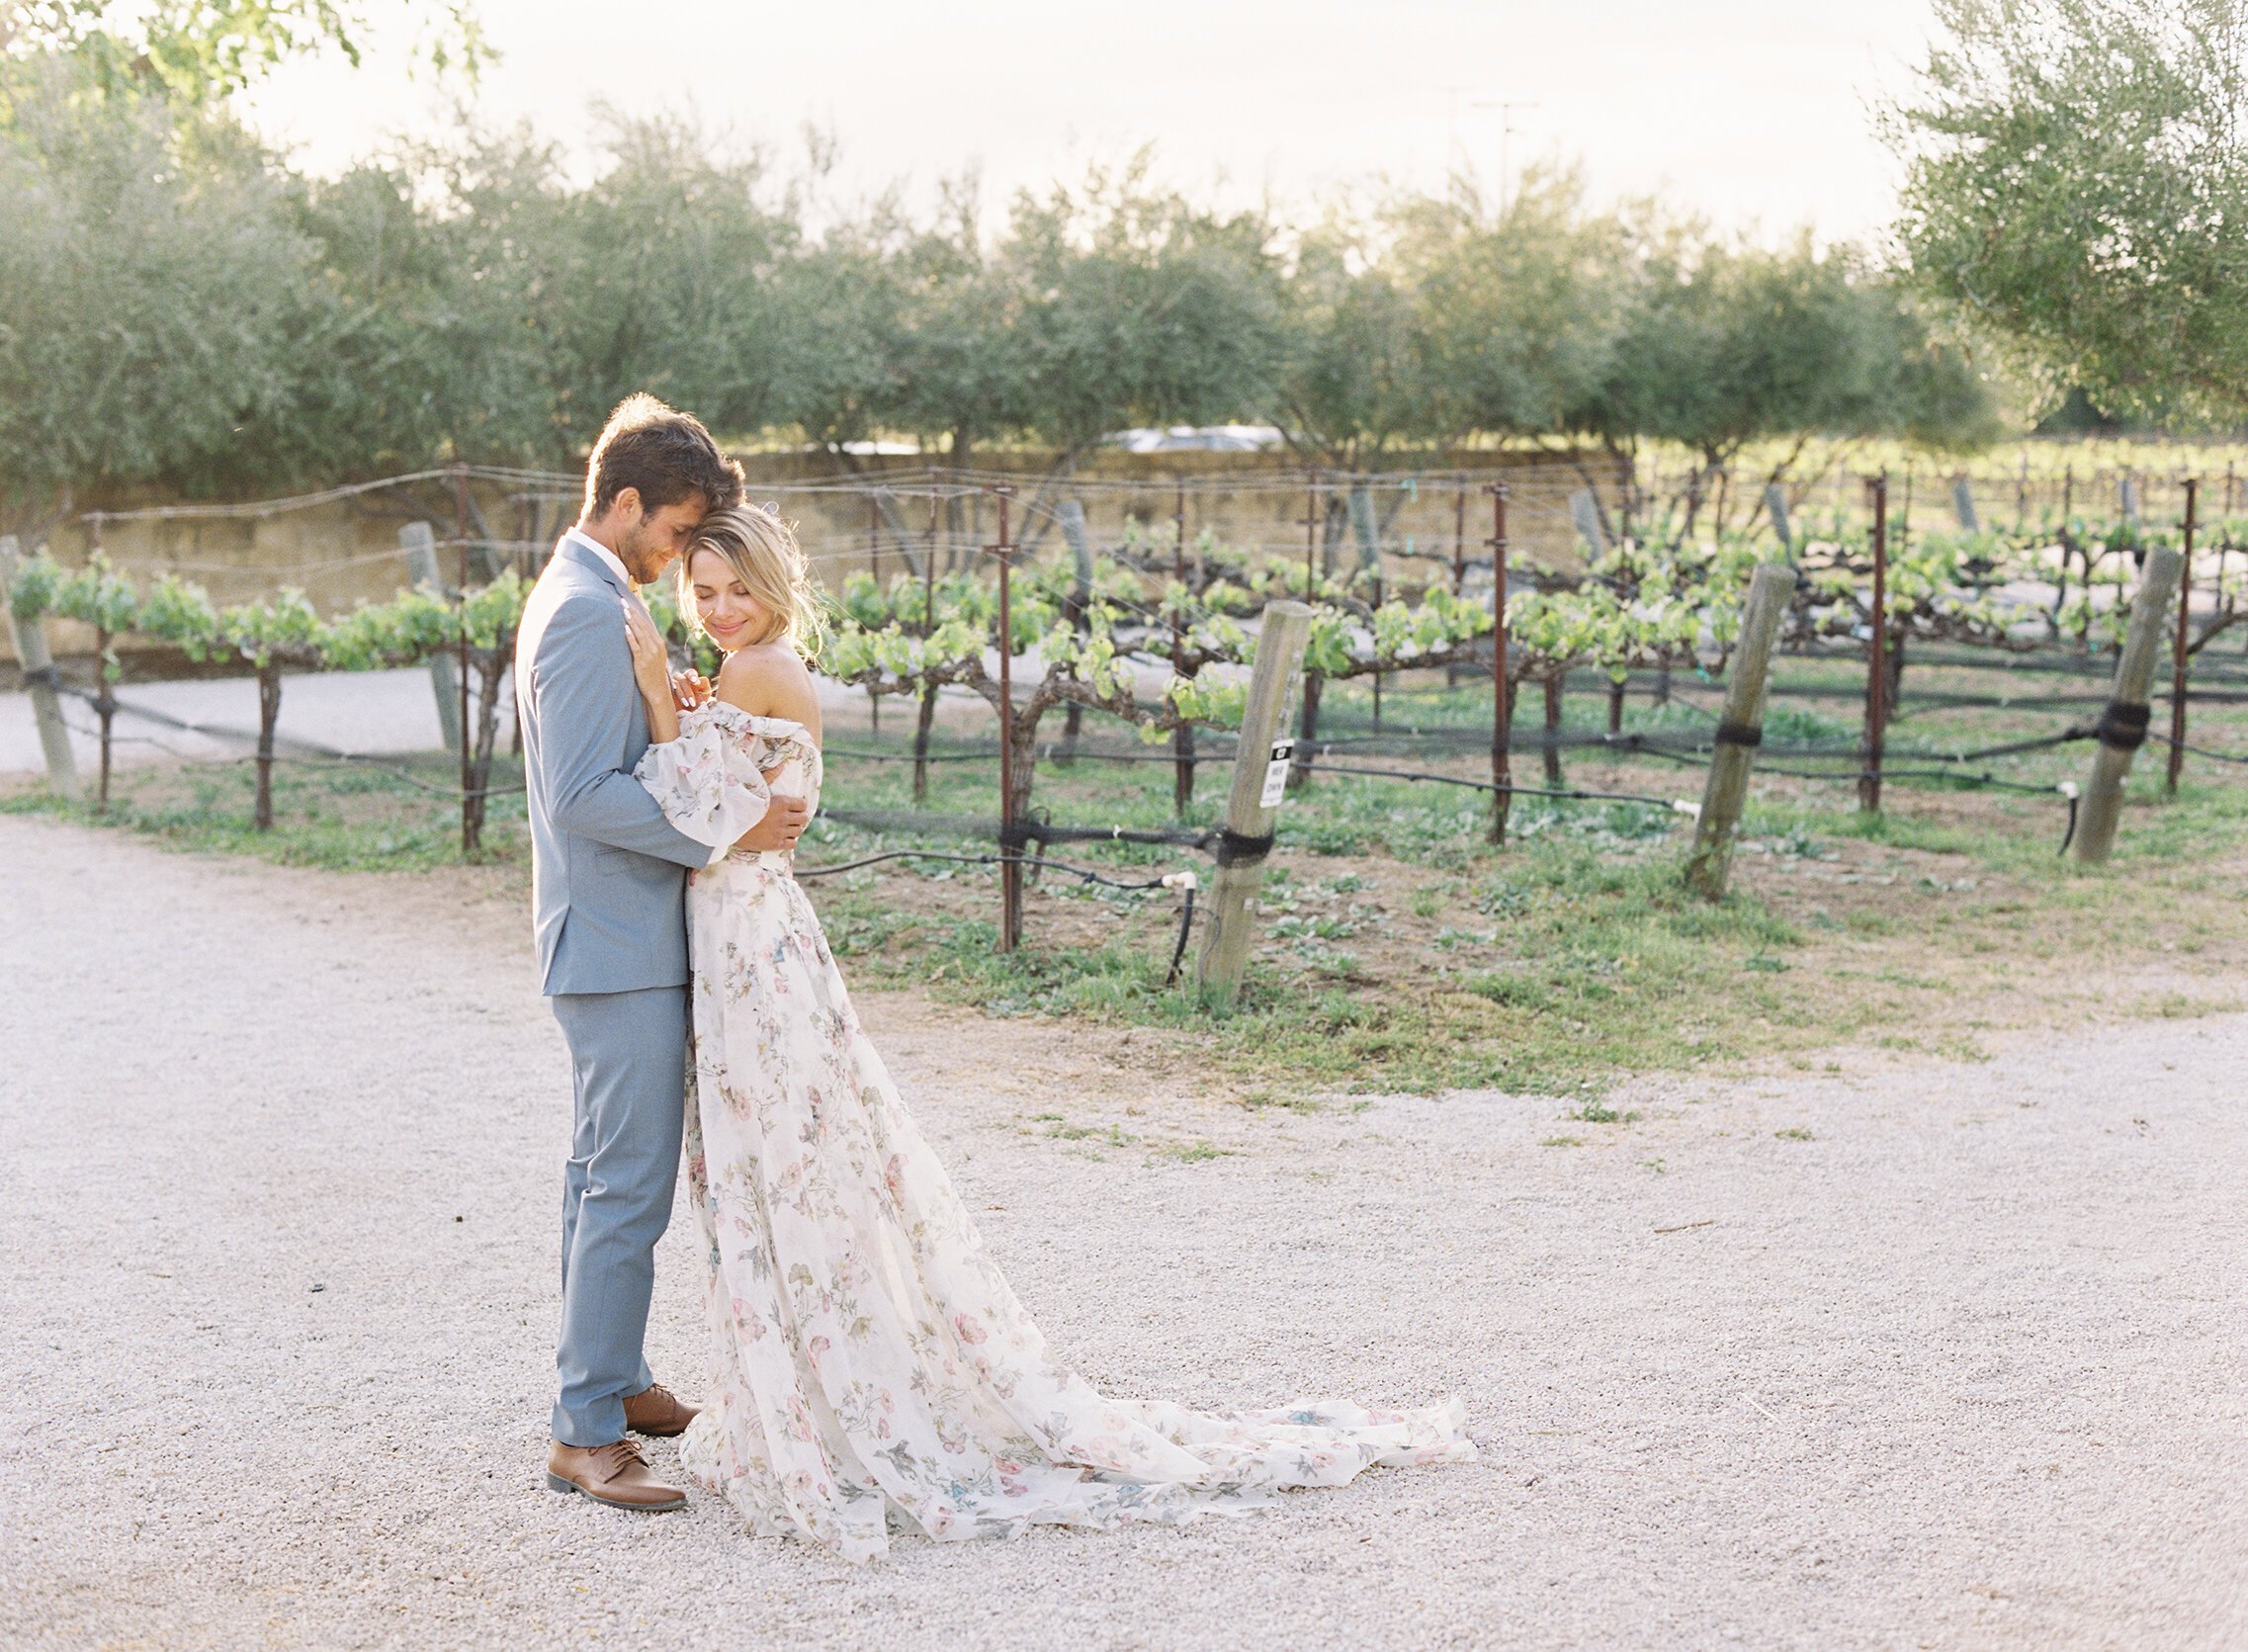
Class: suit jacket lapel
555,535,632,597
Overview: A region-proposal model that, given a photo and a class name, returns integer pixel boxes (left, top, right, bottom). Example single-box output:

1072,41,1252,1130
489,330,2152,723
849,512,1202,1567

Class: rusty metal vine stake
88,512,115,812
454,463,476,851
2167,478,2199,794
1860,475,1888,814
867,495,882,734
912,493,939,805
1487,482,1512,846
989,485,1021,952
1171,476,1194,814
1288,474,1323,792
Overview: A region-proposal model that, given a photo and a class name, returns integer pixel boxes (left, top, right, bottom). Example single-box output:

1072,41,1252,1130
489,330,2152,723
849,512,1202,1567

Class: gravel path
3,813,2243,1651
0,662,1066,777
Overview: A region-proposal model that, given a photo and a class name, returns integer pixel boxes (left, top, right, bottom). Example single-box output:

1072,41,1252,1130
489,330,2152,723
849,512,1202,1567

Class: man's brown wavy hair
582,393,744,522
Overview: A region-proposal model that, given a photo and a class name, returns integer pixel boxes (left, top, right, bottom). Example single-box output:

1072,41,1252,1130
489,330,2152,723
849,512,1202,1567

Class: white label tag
1259,738,1296,808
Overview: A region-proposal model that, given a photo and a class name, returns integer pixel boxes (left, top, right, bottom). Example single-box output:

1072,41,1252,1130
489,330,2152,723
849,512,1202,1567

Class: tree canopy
1891,0,2248,425
0,18,2003,541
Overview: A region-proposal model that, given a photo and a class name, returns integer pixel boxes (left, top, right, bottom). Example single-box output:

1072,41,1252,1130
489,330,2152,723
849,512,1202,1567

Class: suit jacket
514,536,706,996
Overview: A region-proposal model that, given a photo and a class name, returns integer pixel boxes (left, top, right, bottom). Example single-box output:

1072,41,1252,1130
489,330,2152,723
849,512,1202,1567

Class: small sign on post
1259,738,1295,809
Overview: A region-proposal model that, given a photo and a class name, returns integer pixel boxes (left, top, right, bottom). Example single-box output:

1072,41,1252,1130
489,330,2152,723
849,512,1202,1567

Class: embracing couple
515,394,1476,1562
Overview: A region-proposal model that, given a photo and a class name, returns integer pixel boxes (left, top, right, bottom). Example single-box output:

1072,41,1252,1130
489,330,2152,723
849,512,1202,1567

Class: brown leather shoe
545,1437,686,1512
623,1381,700,1438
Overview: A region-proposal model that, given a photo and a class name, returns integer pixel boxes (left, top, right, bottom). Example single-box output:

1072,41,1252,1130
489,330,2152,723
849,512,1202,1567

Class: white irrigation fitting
1162,870,1200,892
1671,799,1703,820
2057,780,2081,799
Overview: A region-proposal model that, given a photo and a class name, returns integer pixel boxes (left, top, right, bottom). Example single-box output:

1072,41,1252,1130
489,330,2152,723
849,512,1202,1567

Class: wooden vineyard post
0,535,80,802
1764,482,1793,553
2167,478,2197,794
1451,479,1468,597
2071,546,2185,866
1951,476,1981,532
989,485,1022,952
1487,482,1513,845
1683,563,1795,901
1057,498,1093,766
1195,600,1312,1008
1445,478,1469,688
1859,476,1888,814
399,522,464,755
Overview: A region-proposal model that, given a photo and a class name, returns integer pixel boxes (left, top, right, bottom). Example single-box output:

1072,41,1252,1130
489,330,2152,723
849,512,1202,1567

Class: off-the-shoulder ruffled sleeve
632,702,771,865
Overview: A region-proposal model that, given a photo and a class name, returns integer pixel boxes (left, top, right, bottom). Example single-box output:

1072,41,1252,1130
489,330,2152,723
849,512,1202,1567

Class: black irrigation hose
2155,732,2248,765
794,847,1183,891
1620,738,2073,794
1294,758,1686,811
1164,881,1199,988
819,805,1216,849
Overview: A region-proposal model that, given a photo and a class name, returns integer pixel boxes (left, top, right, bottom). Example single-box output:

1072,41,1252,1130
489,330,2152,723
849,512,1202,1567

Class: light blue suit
515,534,707,1447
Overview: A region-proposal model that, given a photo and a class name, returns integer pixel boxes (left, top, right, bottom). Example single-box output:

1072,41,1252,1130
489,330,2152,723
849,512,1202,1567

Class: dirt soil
5,811,2245,1651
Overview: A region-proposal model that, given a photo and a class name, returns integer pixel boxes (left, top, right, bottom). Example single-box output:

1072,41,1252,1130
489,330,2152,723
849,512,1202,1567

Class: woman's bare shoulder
715,644,821,729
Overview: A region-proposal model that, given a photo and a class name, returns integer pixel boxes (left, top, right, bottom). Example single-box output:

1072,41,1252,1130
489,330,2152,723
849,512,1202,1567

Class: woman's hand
671,668,713,711
622,600,681,743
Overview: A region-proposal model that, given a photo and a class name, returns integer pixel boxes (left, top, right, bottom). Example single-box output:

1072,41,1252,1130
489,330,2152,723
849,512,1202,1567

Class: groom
515,393,810,1512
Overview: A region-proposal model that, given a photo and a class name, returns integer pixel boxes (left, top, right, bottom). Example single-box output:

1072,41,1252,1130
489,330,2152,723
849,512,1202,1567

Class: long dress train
634,702,1476,1562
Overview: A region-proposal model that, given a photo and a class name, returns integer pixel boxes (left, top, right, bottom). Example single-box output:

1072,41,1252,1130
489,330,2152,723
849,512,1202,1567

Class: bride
618,502,1476,1562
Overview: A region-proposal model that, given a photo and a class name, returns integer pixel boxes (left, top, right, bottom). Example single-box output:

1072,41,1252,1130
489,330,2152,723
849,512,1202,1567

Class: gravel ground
3,811,2243,1651
0,667,473,772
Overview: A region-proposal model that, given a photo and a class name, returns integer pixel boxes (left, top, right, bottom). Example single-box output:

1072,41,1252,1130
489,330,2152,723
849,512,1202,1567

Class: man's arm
530,597,716,869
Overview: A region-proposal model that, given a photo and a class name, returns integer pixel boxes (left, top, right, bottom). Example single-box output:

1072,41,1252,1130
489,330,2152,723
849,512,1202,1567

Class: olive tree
1393,170,1633,446
1891,0,2248,423
1272,211,1434,467
0,68,323,540
4,0,488,110
1005,158,1288,474
882,177,1033,473
1587,233,1997,534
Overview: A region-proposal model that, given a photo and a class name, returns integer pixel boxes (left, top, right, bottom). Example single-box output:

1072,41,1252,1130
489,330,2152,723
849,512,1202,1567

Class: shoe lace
638,1383,676,1411
594,1437,648,1477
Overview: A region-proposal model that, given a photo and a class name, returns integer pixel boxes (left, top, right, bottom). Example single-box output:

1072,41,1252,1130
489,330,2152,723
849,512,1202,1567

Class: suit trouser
550,983,689,1447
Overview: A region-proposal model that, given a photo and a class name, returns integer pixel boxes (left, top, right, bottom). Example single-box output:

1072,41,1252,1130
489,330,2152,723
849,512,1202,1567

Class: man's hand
734,793,810,855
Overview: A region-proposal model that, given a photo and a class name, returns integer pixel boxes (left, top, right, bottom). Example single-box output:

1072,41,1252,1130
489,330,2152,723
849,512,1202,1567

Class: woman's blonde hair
678,502,826,659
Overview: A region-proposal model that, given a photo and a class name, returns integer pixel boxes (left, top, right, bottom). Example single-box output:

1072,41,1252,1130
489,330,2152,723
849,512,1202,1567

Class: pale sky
241,0,1945,246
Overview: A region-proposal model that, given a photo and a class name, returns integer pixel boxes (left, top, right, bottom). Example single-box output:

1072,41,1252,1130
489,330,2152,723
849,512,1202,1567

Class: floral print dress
634,702,1477,1562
